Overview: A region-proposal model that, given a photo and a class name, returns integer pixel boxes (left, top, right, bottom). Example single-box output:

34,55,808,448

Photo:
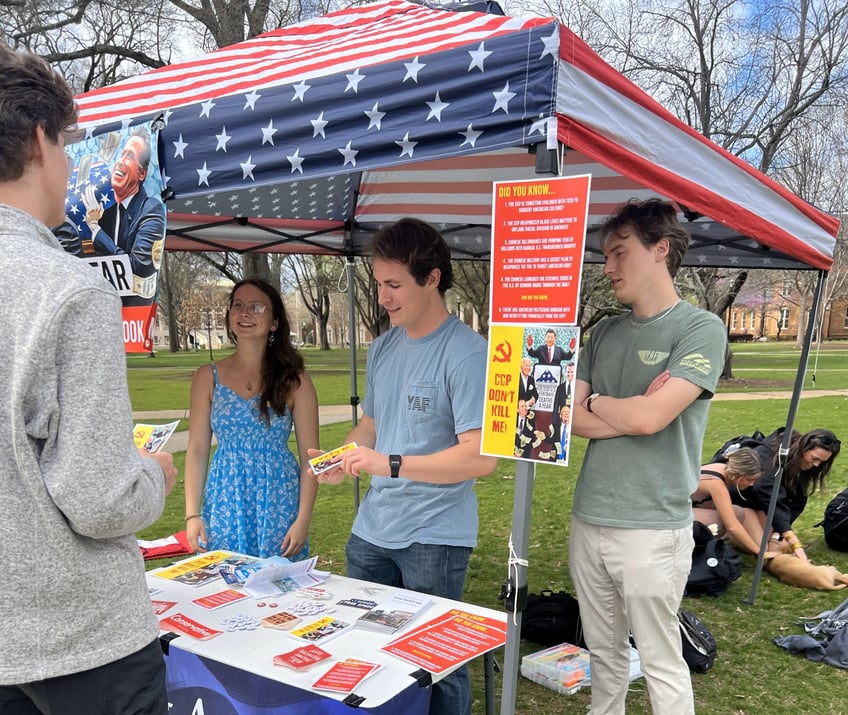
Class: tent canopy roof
74,0,838,270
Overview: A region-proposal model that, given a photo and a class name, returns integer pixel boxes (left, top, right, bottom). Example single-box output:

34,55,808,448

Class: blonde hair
725,447,762,481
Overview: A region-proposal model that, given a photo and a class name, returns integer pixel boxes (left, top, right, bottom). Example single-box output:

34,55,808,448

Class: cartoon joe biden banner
56,121,166,352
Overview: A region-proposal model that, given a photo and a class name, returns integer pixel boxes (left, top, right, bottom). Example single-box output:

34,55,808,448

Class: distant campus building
726,277,848,342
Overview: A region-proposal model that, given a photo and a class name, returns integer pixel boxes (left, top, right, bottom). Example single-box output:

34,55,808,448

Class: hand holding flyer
308,442,357,476
133,420,180,453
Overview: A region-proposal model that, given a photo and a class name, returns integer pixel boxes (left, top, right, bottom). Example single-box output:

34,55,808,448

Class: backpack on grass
520,589,585,648
678,609,717,673
686,523,743,597
816,488,848,552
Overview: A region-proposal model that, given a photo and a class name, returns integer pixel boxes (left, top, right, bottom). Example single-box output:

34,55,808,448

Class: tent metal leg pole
499,460,535,715
345,256,361,512
484,652,495,715
744,269,828,605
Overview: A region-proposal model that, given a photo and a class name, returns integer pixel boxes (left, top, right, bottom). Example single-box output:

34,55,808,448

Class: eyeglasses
813,434,841,451
230,301,268,315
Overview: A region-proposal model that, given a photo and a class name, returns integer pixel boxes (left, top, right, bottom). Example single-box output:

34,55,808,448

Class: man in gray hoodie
0,43,177,713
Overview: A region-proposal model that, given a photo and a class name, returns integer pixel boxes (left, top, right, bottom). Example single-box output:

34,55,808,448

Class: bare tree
451,260,491,335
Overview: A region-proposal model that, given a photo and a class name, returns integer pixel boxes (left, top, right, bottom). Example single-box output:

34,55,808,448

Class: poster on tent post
481,175,590,466
58,121,167,353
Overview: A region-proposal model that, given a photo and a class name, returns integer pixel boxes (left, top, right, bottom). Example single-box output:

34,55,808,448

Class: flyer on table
481,325,579,466
490,175,590,325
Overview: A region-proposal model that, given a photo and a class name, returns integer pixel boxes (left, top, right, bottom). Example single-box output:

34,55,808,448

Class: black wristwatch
389,454,402,478
586,393,600,413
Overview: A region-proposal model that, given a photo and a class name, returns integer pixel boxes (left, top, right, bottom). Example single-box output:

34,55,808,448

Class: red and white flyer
273,644,332,670
381,609,506,674
160,612,223,640
191,588,249,610
151,599,178,616
311,658,382,693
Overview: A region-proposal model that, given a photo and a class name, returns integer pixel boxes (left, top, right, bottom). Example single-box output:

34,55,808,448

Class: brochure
355,590,432,634
133,420,180,453
241,556,328,598
289,616,355,644
153,552,260,588
191,589,249,611
273,644,332,670
381,609,507,674
311,657,382,694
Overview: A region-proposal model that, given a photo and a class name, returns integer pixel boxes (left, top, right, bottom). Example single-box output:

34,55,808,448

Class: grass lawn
132,343,848,714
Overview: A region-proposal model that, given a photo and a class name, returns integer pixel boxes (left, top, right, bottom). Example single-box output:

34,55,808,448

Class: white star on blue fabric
200,100,215,118
339,141,358,167
287,148,304,173
292,81,310,102
215,127,232,152
460,124,483,148
311,112,328,138
539,31,559,60
529,115,548,136
173,134,188,158
395,132,417,158
243,91,260,110
492,83,516,114
262,120,277,146
197,162,212,186
345,69,365,93
404,56,425,83
240,156,256,180
365,102,386,130
468,43,492,72
426,92,449,121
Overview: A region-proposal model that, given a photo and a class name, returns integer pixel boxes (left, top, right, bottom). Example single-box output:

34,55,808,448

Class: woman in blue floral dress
184,279,319,559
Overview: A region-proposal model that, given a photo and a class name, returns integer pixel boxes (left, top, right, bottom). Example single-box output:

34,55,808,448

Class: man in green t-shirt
571,199,726,714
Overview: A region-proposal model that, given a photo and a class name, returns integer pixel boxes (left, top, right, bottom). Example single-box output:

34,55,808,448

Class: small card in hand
309,442,357,475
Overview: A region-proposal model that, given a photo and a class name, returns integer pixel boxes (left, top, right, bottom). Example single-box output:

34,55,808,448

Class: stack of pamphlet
355,590,432,634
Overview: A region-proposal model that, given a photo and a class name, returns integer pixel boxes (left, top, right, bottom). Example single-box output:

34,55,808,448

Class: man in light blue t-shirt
312,218,497,715
571,199,726,715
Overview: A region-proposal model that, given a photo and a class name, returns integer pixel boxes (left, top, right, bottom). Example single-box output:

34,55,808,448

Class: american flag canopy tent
74,0,838,269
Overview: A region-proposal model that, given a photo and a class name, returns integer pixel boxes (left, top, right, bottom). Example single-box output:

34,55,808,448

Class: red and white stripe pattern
76,0,548,128
554,25,838,270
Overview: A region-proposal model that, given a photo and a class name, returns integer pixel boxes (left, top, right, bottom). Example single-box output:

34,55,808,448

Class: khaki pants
570,517,694,715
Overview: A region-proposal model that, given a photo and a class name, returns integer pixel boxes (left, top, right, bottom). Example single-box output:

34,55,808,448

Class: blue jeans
345,534,473,715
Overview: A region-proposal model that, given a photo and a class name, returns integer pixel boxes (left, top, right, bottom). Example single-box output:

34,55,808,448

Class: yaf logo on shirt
638,350,670,365
407,394,432,412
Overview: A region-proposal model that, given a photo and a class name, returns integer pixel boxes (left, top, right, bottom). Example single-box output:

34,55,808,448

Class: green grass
132,346,848,714
127,346,366,409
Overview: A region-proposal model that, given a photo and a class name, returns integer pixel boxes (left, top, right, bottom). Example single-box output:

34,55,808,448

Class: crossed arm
571,370,704,439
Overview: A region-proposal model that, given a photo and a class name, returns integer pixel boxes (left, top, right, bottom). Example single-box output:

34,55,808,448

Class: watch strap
389,454,402,478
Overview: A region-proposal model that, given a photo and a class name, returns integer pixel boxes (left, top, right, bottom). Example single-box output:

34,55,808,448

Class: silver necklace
629,299,681,328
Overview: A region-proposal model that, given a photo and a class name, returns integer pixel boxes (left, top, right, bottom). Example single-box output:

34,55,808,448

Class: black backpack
686,523,743,597
520,589,585,648
816,488,848,552
708,430,773,468
678,608,717,673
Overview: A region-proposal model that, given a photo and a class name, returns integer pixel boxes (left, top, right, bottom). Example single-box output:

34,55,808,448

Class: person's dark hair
129,127,152,170
769,428,841,495
226,279,303,421
600,199,690,278
369,217,453,293
0,42,77,182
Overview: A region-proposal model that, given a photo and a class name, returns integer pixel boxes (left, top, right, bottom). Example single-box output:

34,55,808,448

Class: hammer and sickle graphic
493,341,512,363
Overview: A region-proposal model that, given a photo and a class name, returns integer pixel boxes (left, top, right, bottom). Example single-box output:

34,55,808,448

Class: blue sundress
202,363,306,559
